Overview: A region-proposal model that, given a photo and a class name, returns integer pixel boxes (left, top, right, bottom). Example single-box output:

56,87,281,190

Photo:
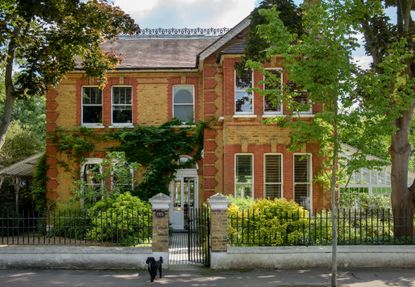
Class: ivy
51,127,97,169
51,119,207,201
32,153,48,213
111,119,206,200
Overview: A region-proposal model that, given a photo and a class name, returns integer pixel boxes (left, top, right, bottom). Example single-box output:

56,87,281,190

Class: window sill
170,125,197,128
232,114,257,119
262,113,283,118
81,124,105,129
294,113,314,118
109,125,134,128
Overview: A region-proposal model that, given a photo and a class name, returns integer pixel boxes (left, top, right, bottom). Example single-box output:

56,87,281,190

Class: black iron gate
187,207,210,266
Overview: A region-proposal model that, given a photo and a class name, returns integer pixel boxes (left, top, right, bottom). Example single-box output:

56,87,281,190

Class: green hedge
228,198,309,246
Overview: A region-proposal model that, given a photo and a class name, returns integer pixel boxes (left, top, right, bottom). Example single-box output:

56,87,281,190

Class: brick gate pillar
149,193,170,265
208,193,230,267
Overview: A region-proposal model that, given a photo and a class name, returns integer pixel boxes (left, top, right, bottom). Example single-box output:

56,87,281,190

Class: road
0,266,414,287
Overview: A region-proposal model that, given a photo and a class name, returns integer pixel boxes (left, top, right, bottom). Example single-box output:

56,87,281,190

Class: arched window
173,85,194,124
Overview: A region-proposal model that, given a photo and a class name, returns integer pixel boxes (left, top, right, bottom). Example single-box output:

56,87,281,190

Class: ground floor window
80,158,103,204
235,154,253,198
294,154,312,209
110,151,135,194
264,154,282,199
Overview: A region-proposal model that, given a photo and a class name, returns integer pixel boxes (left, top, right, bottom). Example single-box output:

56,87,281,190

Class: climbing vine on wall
111,119,206,200
51,127,98,170
51,119,207,200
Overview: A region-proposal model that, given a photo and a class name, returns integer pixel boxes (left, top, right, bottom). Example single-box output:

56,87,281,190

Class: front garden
228,197,415,247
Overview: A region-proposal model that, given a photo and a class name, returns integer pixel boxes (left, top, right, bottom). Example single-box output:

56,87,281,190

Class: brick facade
46,27,330,211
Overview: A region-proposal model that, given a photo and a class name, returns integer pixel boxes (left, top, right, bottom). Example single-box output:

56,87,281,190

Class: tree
247,0,414,284
246,2,359,285
0,0,139,149
350,0,415,238
0,121,42,167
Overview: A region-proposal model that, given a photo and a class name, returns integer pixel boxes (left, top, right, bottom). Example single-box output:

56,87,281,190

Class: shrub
86,192,151,246
228,196,255,210
310,208,395,245
340,192,391,209
228,198,309,246
48,202,90,240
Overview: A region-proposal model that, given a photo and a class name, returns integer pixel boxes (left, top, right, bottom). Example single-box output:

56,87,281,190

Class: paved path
169,232,189,265
0,267,414,287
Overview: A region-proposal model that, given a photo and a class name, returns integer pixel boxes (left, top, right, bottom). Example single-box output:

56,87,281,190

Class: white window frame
263,153,283,199
111,85,133,127
172,85,195,124
234,153,254,198
263,68,283,116
80,158,103,206
293,153,313,210
290,85,312,115
297,97,313,115
81,86,103,128
234,69,254,115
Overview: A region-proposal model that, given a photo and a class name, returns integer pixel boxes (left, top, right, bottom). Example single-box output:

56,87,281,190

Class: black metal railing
228,208,415,246
0,208,152,246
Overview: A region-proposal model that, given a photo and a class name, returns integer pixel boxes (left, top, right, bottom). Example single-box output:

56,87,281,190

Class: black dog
146,256,163,282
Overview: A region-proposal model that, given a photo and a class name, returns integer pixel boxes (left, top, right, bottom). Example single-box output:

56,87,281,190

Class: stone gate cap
149,193,170,210
208,193,230,211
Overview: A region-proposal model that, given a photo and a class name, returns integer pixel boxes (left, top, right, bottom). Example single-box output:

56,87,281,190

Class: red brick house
46,17,327,230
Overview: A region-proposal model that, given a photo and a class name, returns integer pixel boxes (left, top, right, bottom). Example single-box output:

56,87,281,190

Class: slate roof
102,36,219,69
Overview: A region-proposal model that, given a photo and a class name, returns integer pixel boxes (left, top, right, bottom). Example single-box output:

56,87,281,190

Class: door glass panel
183,179,189,208
188,178,195,207
173,180,181,209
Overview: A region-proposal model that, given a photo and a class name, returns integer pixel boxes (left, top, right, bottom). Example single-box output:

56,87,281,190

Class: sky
112,0,408,69
113,0,258,28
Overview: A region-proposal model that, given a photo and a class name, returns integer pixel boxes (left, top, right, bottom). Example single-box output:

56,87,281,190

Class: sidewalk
0,266,414,287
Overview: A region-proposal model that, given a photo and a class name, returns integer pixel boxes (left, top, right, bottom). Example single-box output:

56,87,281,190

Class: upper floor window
294,154,312,210
173,85,194,124
112,86,132,126
264,69,283,114
82,86,102,126
235,68,253,114
287,81,312,114
264,154,282,199
235,154,253,198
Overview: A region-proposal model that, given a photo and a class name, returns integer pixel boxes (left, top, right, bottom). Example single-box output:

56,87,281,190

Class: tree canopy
0,0,139,149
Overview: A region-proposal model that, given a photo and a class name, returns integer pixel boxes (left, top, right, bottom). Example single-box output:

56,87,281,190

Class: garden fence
0,208,152,246
228,208,415,246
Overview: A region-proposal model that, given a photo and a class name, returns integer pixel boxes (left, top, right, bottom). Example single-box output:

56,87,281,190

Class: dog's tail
159,257,163,264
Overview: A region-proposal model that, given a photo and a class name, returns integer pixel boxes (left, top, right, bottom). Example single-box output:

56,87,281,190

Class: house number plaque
155,210,166,218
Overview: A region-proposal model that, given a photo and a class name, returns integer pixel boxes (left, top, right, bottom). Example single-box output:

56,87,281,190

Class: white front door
169,171,198,230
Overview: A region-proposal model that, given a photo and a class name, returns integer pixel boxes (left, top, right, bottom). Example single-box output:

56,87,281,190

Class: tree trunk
0,28,18,150
391,0,414,239
390,104,415,238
